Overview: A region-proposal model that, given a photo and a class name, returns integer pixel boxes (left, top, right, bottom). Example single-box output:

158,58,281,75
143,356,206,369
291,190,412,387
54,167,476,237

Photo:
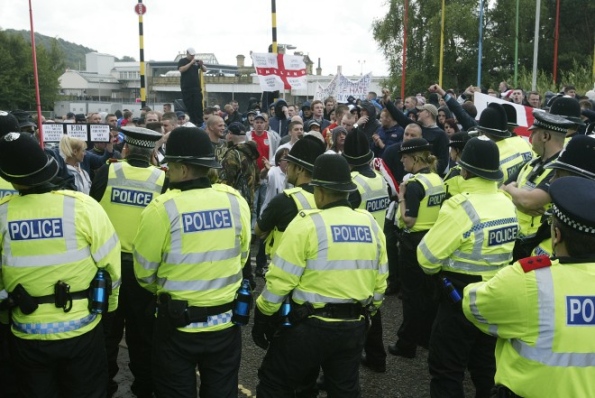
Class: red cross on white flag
251,53,307,91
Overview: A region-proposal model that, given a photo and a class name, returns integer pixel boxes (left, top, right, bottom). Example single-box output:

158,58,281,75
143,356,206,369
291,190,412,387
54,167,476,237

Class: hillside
3,29,135,70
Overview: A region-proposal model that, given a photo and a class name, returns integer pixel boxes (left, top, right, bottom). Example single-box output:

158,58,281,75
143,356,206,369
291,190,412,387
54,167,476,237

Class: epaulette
108,158,120,163
518,255,551,273
447,193,468,206
298,209,321,218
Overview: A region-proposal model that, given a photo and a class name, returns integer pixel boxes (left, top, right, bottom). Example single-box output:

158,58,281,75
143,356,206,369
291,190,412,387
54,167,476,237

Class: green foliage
374,0,595,95
0,30,65,110
3,29,94,70
516,61,595,95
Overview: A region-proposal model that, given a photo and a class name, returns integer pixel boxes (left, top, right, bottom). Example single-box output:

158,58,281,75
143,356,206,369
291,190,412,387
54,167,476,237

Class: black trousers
182,89,204,126
395,231,439,352
153,324,241,398
104,257,156,397
429,295,496,398
0,322,19,398
364,310,386,365
384,219,401,291
10,323,107,398
257,317,366,398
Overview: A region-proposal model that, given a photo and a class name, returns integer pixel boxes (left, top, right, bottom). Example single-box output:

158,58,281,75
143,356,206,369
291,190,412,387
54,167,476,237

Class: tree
0,29,64,110
374,0,595,94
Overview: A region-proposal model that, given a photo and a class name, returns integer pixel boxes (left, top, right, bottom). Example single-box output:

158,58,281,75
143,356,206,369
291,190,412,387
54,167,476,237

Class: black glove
252,306,276,350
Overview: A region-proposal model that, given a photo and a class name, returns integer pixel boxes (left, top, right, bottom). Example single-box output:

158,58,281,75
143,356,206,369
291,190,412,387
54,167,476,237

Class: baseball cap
186,47,196,56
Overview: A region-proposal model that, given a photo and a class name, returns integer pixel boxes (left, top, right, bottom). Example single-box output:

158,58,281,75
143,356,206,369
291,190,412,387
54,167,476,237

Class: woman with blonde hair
60,135,91,194
389,138,446,359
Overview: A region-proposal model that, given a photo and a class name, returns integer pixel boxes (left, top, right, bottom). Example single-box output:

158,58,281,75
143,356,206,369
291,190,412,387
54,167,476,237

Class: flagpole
552,0,560,85
439,0,445,86
28,0,44,148
514,0,519,86
401,0,408,100
531,0,541,91
271,0,277,53
138,0,147,108
477,0,484,87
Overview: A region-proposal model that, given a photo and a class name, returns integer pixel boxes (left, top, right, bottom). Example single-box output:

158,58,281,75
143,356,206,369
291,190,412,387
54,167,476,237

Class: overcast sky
1,0,390,77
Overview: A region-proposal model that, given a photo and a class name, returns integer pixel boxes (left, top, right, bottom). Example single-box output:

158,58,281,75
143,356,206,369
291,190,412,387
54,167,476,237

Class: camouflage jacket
218,142,259,210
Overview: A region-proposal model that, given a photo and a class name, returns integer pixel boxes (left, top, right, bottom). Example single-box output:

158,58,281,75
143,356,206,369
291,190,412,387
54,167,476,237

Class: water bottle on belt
90,270,108,314
232,279,252,326
280,297,292,327
442,277,462,303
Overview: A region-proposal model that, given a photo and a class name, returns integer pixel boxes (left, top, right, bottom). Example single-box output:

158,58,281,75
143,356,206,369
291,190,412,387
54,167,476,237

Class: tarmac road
114,273,476,398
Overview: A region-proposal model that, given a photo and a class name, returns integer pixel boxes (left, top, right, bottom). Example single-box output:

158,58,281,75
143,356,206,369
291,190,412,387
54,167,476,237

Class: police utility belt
157,293,234,327
1,271,112,315
290,302,369,323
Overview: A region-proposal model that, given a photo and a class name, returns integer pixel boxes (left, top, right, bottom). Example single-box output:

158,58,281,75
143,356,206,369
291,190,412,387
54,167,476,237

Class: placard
90,124,110,142
66,124,88,140
42,124,64,142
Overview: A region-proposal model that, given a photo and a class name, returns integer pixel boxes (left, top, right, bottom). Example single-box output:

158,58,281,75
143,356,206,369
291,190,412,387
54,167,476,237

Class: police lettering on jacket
366,197,390,213
0,189,17,199
567,297,595,325
487,225,519,246
182,209,232,233
331,225,373,243
9,218,64,240
111,188,153,207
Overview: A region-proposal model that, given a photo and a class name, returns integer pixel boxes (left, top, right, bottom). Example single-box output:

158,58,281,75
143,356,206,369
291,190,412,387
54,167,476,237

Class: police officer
473,103,527,183
389,138,445,359
342,129,391,227
252,154,388,398
463,176,595,397
443,131,470,198
90,126,166,397
417,136,518,397
502,112,574,260
530,134,595,257
548,96,586,142
133,127,250,398
0,132,121,397
341,129,391,373
255,135,326,258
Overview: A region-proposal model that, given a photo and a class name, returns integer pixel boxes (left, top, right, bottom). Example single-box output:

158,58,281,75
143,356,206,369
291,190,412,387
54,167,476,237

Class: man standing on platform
178,47,207,125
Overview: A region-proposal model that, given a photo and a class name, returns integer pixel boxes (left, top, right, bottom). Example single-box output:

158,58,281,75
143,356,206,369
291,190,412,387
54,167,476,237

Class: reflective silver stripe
0,289,8,300
112,278,122,289
452,250,513,264
311,214,328,261
291,191,313,210
461,201,484,255
137,274,157,285
62,196,77,251
354,174,389,207
228,194,243,245
468,286,500,337
185,311,232,329
292,289,360,305
418,240,448,268
8,247,92,268
353,174,372,193
158,270,242,292
511,268,595,367
500,153,522,165
134,250,160,271
443,259,508,274
367,212,382,268
415,174,445,196
164,199,182,254
378,262,389,275
110,163,163,192
163,246,240,264
92,233,119,263
13,313,97,335
272,254,304,277
261,287,286,304
373,292,384,302
0,203,10,260
306,258,378,271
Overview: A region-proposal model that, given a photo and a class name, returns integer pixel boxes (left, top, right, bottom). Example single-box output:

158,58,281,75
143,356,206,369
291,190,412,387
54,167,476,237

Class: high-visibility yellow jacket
417,178,518,278
397,172,445,232
352,171,390,227
463,257,595,397
496,139,527,183
133,182,251,333
99,161,165,253
264,187,316,257
0,177,17,200
257,205,388,319
0,190,121,340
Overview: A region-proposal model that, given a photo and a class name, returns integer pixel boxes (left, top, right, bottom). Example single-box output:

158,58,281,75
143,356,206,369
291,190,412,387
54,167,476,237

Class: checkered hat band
533,119,568,134
552,204,595,234
125,136,158,148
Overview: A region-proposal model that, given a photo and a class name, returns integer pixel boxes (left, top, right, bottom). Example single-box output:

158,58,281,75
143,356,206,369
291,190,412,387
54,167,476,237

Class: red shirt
251,130,270,170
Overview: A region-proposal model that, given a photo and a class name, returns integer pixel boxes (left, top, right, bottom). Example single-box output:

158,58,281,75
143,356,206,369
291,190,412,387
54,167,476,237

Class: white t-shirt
261,166,289,212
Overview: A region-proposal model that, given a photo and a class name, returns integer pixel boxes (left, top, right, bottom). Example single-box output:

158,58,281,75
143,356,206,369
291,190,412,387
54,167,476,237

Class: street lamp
358,60,366,76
